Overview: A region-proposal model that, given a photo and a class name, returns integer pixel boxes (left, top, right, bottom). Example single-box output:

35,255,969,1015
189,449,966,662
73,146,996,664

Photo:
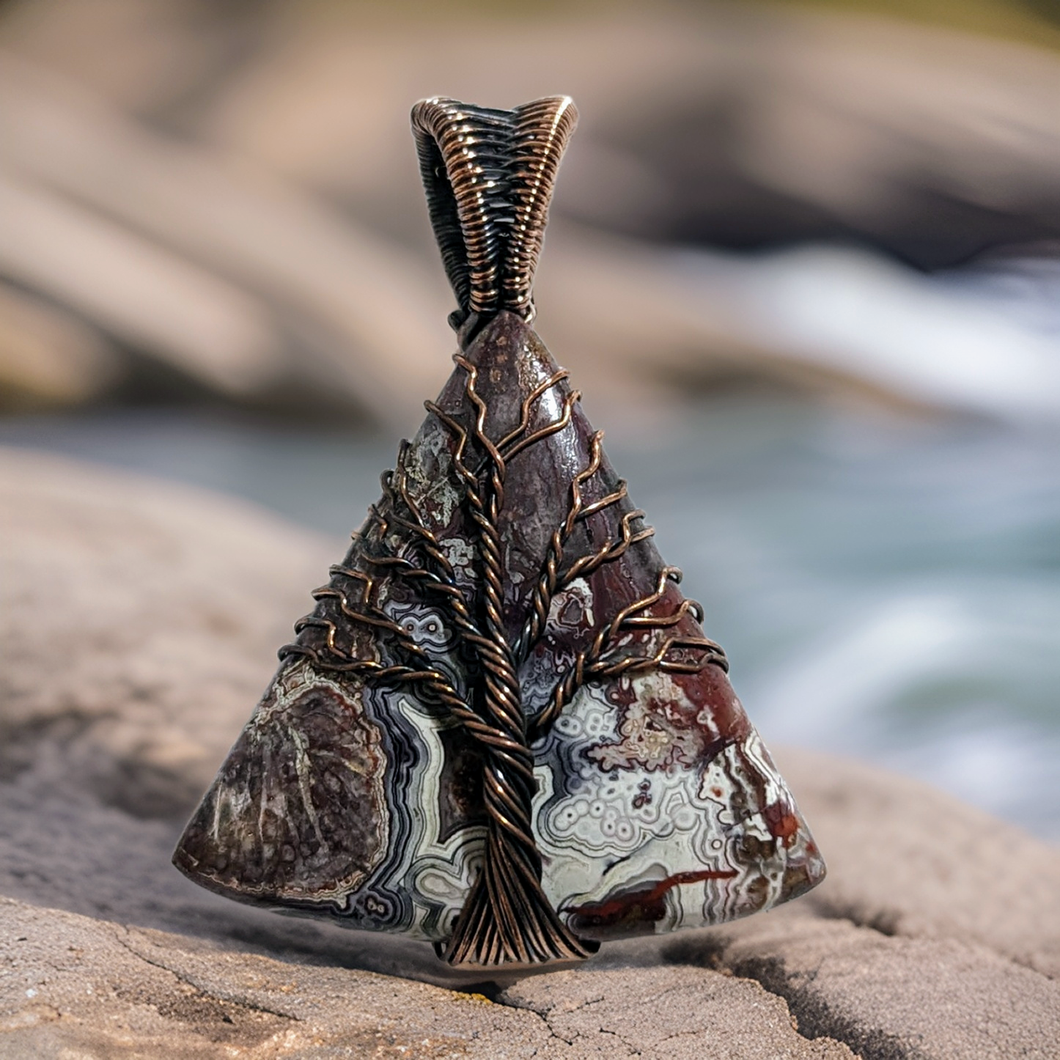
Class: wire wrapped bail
411,96,578,332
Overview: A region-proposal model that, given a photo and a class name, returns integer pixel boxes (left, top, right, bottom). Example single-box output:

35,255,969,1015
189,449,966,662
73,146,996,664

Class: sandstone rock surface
0,445,336,816
1,897,858,1059
1,446,1058,1059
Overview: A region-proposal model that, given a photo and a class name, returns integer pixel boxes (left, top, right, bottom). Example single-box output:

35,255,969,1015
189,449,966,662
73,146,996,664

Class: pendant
173,96,826,970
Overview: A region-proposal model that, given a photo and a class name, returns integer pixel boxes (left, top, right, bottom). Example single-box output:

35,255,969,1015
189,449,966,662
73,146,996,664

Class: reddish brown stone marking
564,868,739,940
586,693,736,774
764,800,800,848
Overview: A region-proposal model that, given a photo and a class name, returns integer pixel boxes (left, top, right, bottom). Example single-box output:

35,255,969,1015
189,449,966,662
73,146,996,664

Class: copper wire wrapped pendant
173,96,826,970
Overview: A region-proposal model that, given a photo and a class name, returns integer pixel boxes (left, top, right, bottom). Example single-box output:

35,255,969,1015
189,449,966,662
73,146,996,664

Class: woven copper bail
411,96,578,336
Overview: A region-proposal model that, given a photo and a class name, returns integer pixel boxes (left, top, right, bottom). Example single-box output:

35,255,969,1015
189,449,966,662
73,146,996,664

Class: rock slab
2,447,1059,1059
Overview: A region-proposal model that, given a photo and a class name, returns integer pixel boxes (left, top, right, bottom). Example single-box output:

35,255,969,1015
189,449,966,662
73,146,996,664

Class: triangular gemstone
174,94,824,969
174,312,825,967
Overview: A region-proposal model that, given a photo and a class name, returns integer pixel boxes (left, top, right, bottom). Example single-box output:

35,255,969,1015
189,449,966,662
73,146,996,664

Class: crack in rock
498,964,856,1058
667,917,1060,1060
113,930,298,1023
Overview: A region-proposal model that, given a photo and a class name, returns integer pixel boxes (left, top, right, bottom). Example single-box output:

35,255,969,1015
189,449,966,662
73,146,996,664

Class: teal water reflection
3,400,1057,840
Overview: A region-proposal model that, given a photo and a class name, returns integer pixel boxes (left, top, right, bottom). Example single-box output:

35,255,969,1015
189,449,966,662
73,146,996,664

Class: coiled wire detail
411,95,578,330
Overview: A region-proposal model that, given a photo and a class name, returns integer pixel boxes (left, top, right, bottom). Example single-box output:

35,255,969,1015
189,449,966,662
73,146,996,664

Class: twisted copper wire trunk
412,96,593,965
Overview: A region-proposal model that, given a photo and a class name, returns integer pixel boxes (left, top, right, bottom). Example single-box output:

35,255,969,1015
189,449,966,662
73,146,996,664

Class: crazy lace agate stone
173,96,825,969
174,313,825,957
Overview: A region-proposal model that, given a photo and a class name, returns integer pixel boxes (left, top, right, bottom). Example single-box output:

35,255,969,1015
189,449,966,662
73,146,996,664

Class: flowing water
3,396,1057,841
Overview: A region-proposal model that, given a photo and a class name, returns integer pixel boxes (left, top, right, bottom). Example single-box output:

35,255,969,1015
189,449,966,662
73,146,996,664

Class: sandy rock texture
0,445,336,817
2,446,1059,1059
0,898,854,1060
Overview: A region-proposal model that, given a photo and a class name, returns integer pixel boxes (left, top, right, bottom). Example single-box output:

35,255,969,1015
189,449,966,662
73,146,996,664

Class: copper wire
411,96,578,327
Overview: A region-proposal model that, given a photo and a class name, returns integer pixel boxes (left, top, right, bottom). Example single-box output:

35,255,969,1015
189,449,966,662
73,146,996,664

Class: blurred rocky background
2,0,1060,423
2,0,1059,828
3,2,1060,1054
2,0,1059,832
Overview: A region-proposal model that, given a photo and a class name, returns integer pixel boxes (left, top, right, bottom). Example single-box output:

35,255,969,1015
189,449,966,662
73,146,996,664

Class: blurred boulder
0,51,451,427
566,9,1060,269
184,3,1060,267
1,0,1059,425
0,281,121,411
0,445,337,817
